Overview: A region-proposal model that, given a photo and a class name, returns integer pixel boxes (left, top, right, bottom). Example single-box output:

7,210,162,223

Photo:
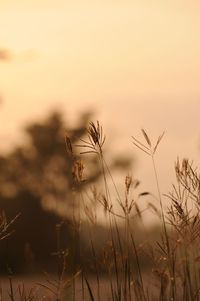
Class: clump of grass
74,122,200,301
3,122,200,301
76,123,151,301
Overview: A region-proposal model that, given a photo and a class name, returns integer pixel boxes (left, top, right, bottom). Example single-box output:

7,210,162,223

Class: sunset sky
1,1,200,201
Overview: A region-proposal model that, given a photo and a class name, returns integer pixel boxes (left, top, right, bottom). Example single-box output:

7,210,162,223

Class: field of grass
1,121,200,301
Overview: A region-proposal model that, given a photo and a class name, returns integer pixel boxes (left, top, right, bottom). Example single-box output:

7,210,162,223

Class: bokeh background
1,1,200,194
0,0,200,274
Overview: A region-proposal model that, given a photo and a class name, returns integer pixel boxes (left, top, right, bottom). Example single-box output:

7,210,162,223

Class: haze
0,0,200,198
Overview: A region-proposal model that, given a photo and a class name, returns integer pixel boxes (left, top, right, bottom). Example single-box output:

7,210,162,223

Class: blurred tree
0,111,132,273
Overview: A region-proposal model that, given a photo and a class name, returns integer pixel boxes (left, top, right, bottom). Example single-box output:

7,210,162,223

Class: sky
0,0,200,213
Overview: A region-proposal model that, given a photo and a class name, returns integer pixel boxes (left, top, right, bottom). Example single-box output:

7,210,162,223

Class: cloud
0,48,13,61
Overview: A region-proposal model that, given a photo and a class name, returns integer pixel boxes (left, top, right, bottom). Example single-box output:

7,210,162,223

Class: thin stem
152,156,170,254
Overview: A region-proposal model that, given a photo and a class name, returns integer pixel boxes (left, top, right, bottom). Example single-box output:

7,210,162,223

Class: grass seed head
88,121,105,149
125,175,132,194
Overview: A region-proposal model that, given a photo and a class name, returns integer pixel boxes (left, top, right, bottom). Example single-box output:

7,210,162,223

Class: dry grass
2,122,200,301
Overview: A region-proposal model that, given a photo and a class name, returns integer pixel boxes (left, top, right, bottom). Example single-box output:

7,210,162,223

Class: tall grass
1,122,200,301
73,122,200,301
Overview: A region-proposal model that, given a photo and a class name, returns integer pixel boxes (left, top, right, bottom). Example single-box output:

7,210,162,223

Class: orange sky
0,1,200,207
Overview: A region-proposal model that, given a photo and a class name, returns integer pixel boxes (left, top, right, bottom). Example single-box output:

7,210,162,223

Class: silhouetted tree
0,111,132,273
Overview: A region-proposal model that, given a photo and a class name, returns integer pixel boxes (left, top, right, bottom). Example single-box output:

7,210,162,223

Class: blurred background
0,0,200,274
